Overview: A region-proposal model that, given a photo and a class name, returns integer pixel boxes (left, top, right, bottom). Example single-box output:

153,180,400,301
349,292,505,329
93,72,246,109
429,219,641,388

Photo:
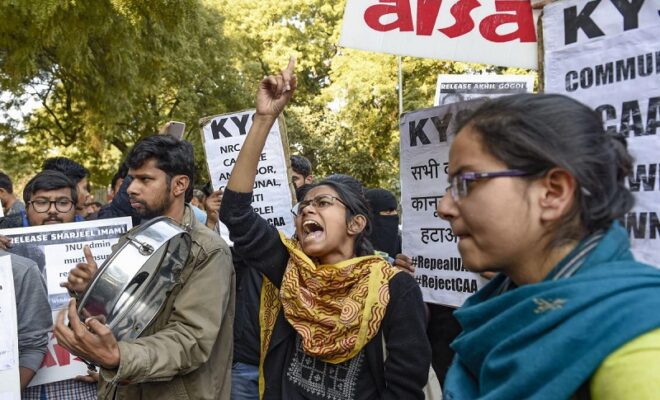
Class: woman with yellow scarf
219,58,431,399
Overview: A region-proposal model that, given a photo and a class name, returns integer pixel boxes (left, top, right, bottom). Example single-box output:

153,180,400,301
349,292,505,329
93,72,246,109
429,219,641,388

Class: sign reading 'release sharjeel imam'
339,0,540,69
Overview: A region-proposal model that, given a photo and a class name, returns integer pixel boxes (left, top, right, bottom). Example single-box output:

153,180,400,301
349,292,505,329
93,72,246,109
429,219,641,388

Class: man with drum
56,135,235,400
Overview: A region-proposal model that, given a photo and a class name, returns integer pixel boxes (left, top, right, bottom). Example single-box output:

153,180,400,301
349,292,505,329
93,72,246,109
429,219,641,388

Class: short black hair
111,162,129,189
290,155,312,178
126,135,195,202
23,170,78,205
0,172,13,193
42,157,89,184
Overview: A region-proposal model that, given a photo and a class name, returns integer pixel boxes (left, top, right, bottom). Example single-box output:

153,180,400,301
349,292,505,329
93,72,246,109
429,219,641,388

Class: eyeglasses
28,198,75,213
291,194,347,216
446,169,531,201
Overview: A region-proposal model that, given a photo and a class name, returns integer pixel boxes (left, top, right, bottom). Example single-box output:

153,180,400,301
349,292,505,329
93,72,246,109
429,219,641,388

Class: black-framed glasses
446,169,531,201
291,194,347,216
28,198,75,213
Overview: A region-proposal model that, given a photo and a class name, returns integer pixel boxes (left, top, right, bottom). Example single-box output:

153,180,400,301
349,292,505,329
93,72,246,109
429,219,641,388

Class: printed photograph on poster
0,217,133,386
200,109,296,241
339,0,541,69
0,256,20,398
434,74,536,106
543,0,660,266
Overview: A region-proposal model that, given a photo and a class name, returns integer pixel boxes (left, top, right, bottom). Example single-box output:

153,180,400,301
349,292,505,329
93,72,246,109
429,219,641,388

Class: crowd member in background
290,154,313,188
365,188,401,261
220,58,430,399
4,170,99,400
42,157,90,220
191,189,206,209
97,162,140,225
3,249,51,390
439,94,660,399
0,171,25,216
59,134,235,400
106,163,128,202
85,201,102,217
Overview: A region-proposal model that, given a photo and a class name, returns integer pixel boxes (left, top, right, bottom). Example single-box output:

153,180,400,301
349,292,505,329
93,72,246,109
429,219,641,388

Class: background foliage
0,0,533,195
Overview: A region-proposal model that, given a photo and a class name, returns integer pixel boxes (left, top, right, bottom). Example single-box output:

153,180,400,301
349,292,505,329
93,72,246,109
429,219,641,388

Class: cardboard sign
0,256,19,399
543,0,660,265
339,0,541,69
434,74,536,106
200,110,296,241
0,217,133,386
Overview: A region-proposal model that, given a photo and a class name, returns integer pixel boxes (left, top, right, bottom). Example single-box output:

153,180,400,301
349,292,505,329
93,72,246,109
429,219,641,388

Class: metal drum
77,216,192,341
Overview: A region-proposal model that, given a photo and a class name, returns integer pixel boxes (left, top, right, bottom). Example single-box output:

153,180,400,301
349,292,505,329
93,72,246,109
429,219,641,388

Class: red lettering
54,343,71,366
479,0,536,43
416,0,443,36
364,0,414,32
438,0,480,38
41,347,57,368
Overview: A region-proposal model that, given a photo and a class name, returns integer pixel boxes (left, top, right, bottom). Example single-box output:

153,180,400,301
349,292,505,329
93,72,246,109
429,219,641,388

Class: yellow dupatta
258,232,400,398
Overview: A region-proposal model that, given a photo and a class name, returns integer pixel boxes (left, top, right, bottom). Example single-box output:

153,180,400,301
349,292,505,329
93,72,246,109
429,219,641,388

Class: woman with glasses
438,93,660,399
219,58,431,399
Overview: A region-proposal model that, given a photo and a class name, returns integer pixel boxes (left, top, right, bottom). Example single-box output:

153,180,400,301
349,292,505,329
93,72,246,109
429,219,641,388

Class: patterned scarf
259,232,400,398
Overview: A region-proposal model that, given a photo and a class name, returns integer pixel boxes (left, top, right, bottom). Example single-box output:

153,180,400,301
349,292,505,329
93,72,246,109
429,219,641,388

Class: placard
0,256,19,399
0,217,133,386
434,74,536,106
543,0,660,265
339,0,541,69
200,110,296,241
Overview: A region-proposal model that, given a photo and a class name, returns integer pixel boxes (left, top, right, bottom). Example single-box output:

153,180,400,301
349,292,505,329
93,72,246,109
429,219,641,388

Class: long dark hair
456,93,634,244
306,177,374,257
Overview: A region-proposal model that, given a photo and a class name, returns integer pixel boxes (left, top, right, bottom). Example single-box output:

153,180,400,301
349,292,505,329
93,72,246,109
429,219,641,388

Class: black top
220,189,431,400
231,249,262,366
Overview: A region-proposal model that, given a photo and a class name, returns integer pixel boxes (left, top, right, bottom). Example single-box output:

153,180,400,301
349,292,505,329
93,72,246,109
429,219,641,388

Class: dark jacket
220,189,431,400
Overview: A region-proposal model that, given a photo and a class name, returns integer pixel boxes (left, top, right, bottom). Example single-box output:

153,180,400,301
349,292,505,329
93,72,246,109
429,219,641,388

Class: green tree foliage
1,0,534,194
0,0,249,185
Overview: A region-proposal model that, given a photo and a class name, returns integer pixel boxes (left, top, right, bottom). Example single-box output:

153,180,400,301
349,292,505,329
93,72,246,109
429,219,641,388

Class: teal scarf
444,222,660,400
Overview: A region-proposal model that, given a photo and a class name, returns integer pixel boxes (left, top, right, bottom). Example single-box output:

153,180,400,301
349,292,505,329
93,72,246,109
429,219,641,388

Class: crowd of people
2,58,660,400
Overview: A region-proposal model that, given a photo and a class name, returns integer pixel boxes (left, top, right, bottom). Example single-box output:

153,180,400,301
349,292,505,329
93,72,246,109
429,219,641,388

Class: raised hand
60,245,98,294
255,56,297,117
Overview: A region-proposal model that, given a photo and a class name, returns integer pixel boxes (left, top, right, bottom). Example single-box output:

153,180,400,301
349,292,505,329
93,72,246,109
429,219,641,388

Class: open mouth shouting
301,219,324,242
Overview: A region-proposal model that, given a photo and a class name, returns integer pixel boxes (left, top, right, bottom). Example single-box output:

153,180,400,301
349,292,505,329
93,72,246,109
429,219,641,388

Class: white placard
400,101,486,307
434,74,536,106
201,110,296,241
339,0,541,69
0,256,19,398
0,217,133,386
543,0,660,265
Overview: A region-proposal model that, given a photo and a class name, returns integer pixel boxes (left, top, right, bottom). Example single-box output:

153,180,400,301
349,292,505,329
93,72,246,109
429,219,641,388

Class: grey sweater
2,250,52,372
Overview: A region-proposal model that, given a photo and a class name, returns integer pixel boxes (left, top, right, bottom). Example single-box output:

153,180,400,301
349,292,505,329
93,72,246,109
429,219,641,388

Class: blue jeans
231,361,260,400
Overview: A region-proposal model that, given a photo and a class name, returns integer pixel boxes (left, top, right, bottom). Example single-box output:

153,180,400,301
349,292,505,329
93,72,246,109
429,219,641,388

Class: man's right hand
61,245,98,294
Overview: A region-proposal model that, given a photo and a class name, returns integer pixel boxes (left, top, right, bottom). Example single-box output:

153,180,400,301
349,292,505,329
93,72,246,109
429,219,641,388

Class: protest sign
0,256,20,399
401,73,533,306
200,110,296,240
339,0,541,69
0,217,133,386
543,0,660,265
400,100,487,307
434,74,536,106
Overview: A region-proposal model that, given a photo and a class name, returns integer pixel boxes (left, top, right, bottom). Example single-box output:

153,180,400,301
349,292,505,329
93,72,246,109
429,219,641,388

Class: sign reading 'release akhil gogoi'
339,0,540,69
200,110,296,242
543,0,660,266
0,217,133,386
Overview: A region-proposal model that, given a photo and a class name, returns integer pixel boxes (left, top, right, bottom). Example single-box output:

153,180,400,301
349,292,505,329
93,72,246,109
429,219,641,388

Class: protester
0,171,25,216
42,157,91,220
58,135,235,400
7,170,99,400
85,201,102,217
365,188,401,260
220,58,431,399
290,154,313,188
3,250,51,390
438,93,660,399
